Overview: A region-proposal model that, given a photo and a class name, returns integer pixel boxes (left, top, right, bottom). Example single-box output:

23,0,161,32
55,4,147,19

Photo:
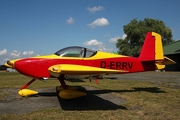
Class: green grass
0,72,59,89
0,72,180,120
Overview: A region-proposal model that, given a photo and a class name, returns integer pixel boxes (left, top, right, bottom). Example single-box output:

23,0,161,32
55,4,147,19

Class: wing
48,64,128,77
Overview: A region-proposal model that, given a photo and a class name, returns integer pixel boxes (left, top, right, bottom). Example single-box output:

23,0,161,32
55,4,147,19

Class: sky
0,0,180,64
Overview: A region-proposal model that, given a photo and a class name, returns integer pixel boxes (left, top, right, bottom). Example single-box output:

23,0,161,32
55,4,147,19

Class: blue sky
0,0,180,64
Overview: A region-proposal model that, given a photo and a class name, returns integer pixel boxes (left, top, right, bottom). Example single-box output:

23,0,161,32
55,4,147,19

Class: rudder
139,32,175,70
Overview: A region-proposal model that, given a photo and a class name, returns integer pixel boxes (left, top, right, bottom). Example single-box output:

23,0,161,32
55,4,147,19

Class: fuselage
13,54,145,79
5,46,156,79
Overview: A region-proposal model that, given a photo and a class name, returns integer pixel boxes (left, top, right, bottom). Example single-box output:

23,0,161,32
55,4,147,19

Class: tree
116,18,174,57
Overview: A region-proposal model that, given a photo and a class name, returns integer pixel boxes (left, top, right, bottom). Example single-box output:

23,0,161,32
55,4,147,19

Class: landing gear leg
57,74,86,99
20,78,36,89
58,74,68,89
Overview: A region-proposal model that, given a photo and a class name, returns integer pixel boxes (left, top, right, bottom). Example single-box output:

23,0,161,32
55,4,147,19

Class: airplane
4,32,175,99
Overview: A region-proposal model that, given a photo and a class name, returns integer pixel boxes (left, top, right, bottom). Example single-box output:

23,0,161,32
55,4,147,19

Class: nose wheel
18,78,38,96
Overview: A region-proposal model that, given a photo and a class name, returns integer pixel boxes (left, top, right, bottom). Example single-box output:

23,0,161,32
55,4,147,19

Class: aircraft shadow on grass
37,86,165,111
65,78,85,82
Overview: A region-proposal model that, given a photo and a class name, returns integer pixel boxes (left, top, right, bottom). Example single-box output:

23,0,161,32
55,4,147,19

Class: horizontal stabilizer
162,56,176,65
155,56,176,70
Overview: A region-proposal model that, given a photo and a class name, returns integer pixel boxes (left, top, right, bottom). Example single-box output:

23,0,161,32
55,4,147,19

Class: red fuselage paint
14,57,155,79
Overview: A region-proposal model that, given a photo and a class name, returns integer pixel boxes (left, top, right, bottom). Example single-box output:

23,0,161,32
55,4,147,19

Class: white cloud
122,34,127,39
10,50,21,57
83,39,113,52
98,47,113,52
109,36,121,43
87,6,104,13
84,39,103,46
109,34,127,43
0,49,7,56
0,49,38,64
66,17,74,24
22,51,34,55
88,17,109,28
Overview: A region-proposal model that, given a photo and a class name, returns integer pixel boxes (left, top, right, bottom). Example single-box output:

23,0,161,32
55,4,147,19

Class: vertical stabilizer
139,32,175,70
139,32,164,61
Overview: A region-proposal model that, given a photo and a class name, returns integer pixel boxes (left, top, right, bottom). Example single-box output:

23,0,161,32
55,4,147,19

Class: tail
139,32,175,70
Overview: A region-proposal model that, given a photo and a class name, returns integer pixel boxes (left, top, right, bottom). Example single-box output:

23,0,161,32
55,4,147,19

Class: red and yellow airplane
5,32,175,99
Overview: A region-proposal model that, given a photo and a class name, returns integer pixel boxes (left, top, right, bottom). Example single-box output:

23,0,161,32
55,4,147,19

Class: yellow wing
48,64,128,77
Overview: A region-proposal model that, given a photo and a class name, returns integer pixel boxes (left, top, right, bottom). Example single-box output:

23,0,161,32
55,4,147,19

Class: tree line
116,18,174,57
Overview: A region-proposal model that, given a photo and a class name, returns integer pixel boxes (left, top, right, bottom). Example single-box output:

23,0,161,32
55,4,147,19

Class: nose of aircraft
4,60,16,68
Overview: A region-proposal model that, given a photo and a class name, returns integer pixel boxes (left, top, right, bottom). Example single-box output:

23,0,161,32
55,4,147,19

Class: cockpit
54,46,97,58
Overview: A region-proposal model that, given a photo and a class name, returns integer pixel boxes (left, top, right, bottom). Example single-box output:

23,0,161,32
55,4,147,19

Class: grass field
0,72,180,120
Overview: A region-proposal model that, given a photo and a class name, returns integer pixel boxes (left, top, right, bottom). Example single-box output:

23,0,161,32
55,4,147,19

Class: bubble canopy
54,46,97,58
